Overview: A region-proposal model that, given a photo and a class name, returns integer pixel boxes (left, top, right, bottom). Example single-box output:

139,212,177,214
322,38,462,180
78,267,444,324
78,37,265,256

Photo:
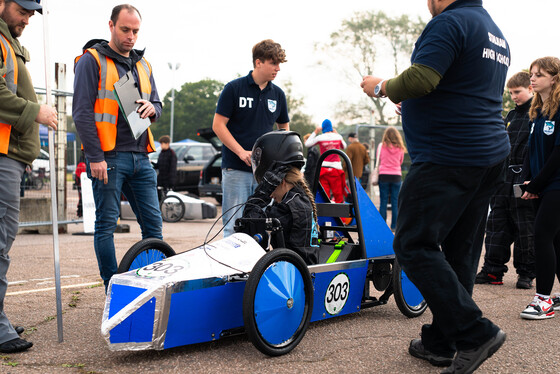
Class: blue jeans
378,180,401,230
393,160,506,353
87,152,162,286
221,168,258,237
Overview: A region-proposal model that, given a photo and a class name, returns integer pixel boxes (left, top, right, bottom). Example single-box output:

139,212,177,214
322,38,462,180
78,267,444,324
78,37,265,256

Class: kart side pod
101,233,266,351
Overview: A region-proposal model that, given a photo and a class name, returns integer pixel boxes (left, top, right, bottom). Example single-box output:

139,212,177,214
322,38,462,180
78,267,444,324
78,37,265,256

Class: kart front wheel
117,238,176,273
392,258,427,318
243,248,314,356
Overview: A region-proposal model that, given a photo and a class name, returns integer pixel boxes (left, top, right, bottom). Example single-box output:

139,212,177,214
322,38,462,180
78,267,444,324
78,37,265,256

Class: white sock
535,293,550,300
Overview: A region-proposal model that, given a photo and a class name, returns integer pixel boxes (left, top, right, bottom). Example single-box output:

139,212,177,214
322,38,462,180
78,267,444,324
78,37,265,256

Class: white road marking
6,282,102,296
8,274,82,286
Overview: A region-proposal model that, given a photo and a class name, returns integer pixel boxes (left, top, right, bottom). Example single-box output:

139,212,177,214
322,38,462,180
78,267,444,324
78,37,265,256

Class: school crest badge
268,99,277,113
544,120,555,136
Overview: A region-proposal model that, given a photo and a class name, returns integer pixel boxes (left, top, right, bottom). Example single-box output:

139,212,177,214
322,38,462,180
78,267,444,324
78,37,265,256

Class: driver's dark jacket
243,183,318,264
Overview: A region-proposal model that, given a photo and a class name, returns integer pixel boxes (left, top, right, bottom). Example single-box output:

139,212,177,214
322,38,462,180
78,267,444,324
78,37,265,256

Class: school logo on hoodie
544,120,555,136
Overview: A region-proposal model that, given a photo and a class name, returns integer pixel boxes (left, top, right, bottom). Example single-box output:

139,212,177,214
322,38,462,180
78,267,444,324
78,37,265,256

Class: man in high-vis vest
73,4,162,290
0,0,58,353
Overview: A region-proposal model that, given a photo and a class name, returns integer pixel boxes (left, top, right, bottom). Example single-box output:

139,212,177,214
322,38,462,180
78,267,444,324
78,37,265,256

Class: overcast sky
19,0,560,125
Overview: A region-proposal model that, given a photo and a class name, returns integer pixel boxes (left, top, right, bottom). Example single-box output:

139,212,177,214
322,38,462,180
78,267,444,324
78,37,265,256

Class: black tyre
392,258,427,318
215,195,222,205
33,178,44,190
160,195,185,223
117,238,176,273
243,249,314,356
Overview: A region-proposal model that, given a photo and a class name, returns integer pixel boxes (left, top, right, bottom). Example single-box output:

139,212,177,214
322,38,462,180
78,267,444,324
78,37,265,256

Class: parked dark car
197,128,222,205
149,141,217,196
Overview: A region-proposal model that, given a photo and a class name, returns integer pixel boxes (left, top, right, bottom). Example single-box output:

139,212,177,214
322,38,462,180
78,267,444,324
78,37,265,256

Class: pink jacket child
378,143,404,176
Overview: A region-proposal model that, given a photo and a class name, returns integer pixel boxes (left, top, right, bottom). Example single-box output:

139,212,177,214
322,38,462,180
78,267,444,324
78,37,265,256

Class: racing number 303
137,261,184,278
324,273,350,315
326,281,348,303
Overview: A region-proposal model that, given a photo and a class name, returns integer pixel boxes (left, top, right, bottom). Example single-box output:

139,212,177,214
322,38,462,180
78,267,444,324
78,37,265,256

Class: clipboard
113,71,151,139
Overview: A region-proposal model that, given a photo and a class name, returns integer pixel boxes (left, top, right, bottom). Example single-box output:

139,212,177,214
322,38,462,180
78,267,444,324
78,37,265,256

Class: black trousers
393,160,506,353
481,182,535,278
533,190,560,295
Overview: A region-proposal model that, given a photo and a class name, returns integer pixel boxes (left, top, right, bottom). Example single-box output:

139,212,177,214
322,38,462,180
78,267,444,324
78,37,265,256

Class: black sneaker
0,338,33,353
409,338,454,367
474,271,503,285
441,330,506,374
516,276,533,289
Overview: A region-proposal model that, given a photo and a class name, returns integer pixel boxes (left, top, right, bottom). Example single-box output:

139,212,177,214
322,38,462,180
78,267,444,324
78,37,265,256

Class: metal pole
41,0,64,343
55,63,67,228
368,111,376,198
170,86,175,143
73,140,77,166
168,63,180,143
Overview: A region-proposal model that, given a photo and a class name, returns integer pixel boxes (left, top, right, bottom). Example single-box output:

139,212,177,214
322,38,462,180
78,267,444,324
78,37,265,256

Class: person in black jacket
243,131,319,264
303,133,319,187
156,135,177,194
519,57,560,320
475,72,536,289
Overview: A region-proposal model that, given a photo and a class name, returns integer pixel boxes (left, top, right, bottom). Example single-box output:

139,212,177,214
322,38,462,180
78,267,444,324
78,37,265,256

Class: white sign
81,173,95,233
324,272,350,315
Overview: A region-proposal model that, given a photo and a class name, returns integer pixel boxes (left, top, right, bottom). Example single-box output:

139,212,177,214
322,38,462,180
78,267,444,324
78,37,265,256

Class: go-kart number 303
137,261,184,278
324,273,350,315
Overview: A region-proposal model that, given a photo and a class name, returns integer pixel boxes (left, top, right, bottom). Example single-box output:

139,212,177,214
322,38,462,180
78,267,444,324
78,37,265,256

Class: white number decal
324,273,350,315
137,261,184,278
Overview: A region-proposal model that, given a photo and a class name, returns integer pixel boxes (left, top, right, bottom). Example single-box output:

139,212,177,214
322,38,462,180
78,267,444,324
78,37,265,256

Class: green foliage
153,79,224,142
319,11,426,126
62,363,86,368
502,89,515,118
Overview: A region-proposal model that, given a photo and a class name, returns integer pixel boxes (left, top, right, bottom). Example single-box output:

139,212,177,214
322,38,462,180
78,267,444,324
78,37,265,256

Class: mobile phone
513,183,526,198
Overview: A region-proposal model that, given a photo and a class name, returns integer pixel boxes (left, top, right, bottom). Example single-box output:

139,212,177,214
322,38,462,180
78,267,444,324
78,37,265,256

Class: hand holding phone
513,183,526,198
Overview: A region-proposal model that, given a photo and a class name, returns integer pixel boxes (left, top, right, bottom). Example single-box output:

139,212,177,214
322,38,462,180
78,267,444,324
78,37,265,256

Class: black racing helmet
251,130,305,183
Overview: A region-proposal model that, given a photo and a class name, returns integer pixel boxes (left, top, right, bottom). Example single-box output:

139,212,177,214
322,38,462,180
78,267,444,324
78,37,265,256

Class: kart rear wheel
243,249,314,356
392,258,427,318
117,238,176,273
160,195,185,223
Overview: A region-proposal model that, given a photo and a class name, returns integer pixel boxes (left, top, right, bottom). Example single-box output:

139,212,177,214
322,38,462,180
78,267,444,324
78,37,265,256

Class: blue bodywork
104,150,423,351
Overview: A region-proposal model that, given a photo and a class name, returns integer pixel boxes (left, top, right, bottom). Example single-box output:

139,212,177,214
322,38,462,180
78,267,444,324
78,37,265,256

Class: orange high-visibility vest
75,48,155,152
0,34,18,155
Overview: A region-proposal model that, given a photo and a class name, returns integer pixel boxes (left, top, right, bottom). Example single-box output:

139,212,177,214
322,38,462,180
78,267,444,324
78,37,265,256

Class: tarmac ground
2,201,559,373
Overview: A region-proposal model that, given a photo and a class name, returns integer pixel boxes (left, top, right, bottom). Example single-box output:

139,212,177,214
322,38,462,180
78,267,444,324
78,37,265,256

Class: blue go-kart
101,149,426,355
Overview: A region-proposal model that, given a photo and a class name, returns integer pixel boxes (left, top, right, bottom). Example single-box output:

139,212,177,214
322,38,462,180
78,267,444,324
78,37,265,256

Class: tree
502,89,515,119
318,11,425,126
153,79,224,142
283,81,316,137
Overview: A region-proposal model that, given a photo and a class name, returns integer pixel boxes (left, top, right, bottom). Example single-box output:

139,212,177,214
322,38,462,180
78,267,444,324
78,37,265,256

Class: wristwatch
374,79,387,98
